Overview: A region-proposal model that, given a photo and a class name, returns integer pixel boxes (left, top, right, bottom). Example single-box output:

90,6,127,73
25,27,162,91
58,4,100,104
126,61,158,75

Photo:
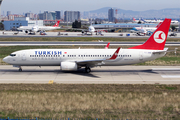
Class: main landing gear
85,67,91,73
18,67,22,72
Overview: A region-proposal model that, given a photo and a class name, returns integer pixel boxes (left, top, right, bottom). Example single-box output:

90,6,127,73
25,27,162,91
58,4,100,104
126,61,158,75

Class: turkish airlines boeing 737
3,19,171,73
17,21,60,34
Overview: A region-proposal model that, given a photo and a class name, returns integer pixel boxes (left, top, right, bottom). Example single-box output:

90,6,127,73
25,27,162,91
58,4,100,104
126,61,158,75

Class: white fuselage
17,26,60,33
3,48,166,67
88,26,95,33
132,27,157,34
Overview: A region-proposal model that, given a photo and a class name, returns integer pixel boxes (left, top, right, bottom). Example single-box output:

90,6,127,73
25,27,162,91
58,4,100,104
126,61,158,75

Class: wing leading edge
76,47,121,67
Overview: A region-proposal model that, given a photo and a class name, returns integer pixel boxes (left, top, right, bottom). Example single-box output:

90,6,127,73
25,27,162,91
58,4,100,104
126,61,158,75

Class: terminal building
3,17,43,31
92,23,158,32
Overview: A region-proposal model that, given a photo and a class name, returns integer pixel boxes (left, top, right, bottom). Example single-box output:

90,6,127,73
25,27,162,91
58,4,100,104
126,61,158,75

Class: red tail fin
129,18,171,50
53,21,60,27
133,17,136,21
105,42,110,49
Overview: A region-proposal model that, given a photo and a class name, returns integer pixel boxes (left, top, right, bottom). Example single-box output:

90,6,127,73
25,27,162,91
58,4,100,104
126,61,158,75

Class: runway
0,41,180,46
0,65,180,84
1,31,180,38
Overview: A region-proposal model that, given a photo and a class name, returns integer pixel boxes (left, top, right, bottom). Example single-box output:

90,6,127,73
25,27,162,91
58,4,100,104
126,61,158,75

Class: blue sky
1,0,180,14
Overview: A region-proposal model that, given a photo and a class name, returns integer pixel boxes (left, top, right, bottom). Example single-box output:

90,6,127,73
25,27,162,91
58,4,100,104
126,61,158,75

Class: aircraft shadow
0,69,100,78
0,69,159,79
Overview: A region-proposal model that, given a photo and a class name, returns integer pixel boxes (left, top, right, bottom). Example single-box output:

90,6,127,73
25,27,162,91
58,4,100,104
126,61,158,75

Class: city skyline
1,0,180,14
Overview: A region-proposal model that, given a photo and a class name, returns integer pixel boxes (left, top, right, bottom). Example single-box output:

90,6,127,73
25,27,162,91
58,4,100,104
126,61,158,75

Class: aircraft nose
3,56,8,63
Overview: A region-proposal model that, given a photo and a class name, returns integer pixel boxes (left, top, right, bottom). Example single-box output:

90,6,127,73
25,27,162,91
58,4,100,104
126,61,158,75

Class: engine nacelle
61,62,78,71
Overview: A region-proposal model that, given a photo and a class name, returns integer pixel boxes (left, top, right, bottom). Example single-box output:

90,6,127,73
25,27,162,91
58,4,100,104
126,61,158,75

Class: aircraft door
139,51,143,61
22,52,26,61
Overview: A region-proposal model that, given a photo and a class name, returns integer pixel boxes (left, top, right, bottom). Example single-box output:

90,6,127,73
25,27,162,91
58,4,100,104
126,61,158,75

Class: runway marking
161,75,180,78
48,80,54,84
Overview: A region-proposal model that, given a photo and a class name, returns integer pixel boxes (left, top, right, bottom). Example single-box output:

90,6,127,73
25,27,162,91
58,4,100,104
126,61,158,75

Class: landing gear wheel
85,67,91,73
19,68,22,72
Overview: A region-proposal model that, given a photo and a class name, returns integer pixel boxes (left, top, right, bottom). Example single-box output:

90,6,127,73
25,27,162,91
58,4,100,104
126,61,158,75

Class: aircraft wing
76,47,121,67
76,59,105,67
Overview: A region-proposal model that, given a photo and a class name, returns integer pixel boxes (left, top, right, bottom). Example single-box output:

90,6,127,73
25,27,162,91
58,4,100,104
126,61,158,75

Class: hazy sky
1,0,180,14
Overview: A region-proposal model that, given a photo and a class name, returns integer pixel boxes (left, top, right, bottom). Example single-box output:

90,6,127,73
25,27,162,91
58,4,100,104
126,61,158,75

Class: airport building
3,17,43,30
64,11,80,22
93,23,158,32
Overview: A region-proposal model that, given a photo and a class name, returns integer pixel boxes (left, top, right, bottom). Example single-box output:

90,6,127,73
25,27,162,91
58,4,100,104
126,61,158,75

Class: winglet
107,47,120,60
105,42,110,49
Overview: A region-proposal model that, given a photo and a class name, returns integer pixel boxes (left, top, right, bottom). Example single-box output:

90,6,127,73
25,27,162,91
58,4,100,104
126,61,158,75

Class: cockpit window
10,54,16,57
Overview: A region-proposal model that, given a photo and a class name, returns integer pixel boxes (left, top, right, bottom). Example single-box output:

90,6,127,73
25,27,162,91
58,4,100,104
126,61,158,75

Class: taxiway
0,65,180,84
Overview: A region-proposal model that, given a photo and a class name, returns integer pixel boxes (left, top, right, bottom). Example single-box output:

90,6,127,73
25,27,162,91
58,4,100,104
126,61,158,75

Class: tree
72,20,81,28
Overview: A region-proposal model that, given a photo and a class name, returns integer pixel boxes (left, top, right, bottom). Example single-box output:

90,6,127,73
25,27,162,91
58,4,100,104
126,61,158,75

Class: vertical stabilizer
129,18,171,50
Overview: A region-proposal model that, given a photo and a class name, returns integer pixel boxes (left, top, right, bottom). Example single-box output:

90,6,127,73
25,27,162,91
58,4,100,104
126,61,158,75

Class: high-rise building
64,11,80,22
38,11,56,20
108,8,114,22
0,0,3,21
25,13,34,20
7,11,11,16
55,11,61,20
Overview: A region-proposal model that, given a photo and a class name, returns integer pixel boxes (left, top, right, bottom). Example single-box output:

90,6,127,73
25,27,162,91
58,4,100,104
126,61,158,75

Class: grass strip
0,84,180,119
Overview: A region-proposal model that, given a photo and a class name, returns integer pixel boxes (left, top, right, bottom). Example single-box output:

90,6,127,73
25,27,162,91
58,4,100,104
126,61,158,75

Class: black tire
19,68,22,72
85,67,91,73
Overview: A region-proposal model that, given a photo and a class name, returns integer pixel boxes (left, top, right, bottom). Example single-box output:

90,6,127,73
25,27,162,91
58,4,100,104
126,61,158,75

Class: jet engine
61,62,78,71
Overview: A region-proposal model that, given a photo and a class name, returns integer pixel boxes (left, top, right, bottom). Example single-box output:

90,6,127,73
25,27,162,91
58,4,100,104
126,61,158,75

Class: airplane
82,25,95,35
154,18,163,23
171,20,179,24
82,20,106,36
130,22,162,35
141,18,159,23
3,18,171,73
132,17,142,23
17,21,61,34
154,18,178,24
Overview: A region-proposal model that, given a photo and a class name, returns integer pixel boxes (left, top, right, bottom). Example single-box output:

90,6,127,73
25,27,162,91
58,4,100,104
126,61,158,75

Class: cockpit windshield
10,54,16,57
